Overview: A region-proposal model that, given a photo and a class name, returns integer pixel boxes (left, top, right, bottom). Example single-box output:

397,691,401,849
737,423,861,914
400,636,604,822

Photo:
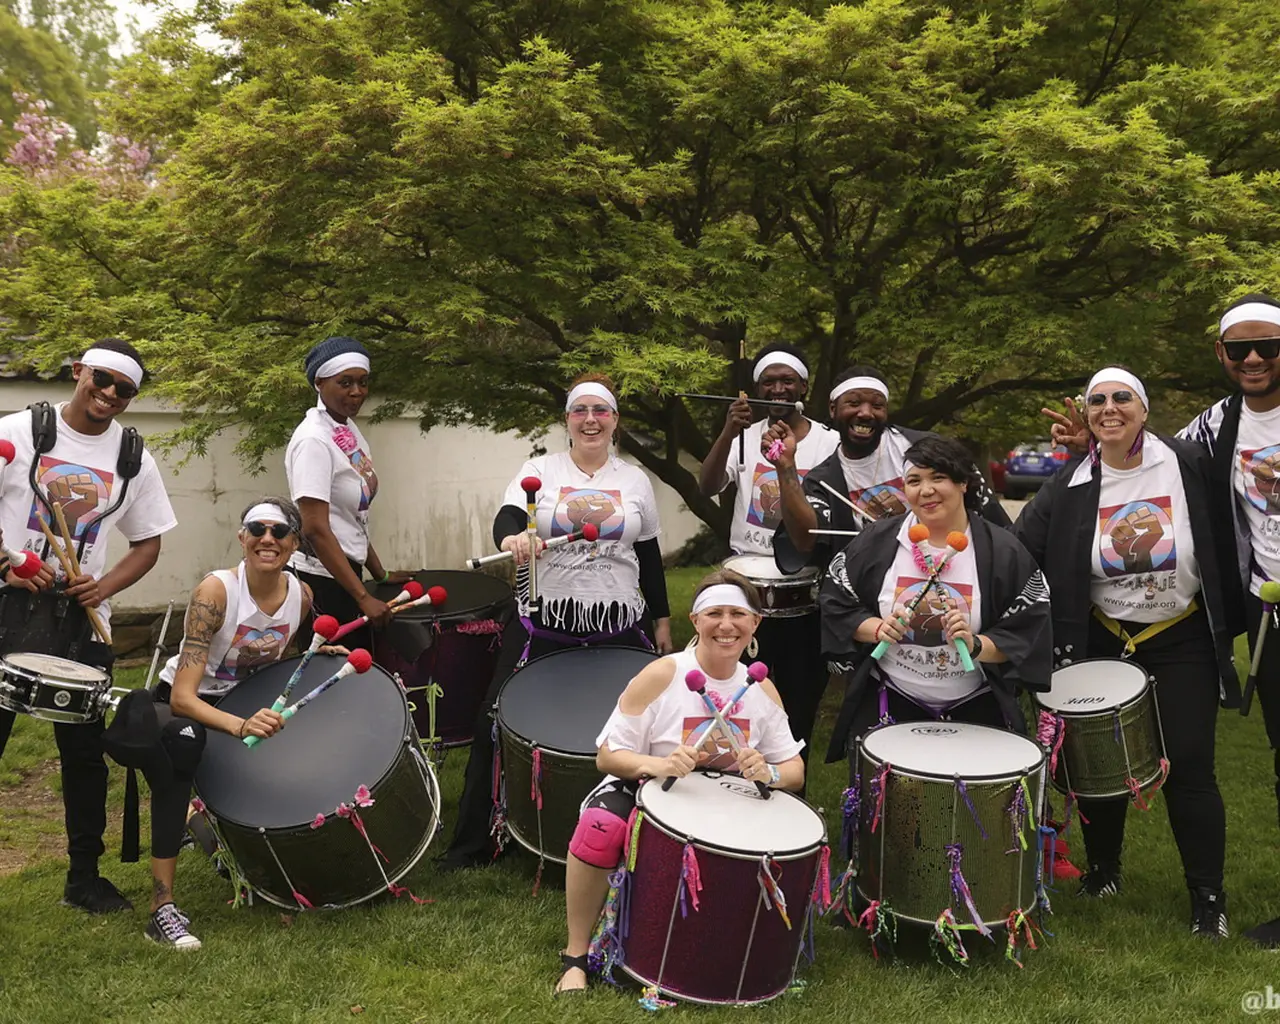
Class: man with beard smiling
0,339,177,914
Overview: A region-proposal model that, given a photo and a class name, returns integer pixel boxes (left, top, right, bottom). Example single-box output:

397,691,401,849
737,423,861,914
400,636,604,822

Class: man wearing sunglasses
0,339,177,915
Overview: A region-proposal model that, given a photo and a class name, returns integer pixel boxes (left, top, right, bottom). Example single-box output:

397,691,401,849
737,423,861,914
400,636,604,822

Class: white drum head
3,653,106,684
724,554,787,583
637,771,824,856
1038,659,1148,713
860,722,1043,779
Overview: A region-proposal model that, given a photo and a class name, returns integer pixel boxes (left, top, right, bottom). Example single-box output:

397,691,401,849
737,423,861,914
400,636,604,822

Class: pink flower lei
332,425,359,454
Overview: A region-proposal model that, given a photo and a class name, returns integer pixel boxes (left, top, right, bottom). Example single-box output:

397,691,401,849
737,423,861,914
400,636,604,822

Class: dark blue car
1003,441,1069,500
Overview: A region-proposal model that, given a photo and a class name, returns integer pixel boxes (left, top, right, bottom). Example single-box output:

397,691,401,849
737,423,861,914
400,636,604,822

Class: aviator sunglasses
1085,390,1137,407
89,368,138,400
1222,338,1280,362
244,521,293,540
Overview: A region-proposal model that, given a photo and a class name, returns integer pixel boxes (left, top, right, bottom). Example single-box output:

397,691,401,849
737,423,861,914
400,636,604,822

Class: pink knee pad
569,807,627,868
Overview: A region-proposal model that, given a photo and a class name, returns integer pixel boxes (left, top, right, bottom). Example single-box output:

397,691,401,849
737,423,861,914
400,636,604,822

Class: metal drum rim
0,658,108,687
858,727,1046,781
618,964,795,1008
1031,687,1155,720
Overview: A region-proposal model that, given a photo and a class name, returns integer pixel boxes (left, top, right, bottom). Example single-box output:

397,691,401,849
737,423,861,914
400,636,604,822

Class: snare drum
1033,658,1167,799
855,722,1046,929
620,772,826,1005
193,654,441,909
722,554,819,618
495,646,657,864
0,653,111,724
370,570,514,748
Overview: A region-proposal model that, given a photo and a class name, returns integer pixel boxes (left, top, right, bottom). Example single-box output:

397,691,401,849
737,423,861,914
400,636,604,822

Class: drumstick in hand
664,662,770,790
34,514,110,644
268,614,339,714
244,649,373,747
2,548,43,580
907,525,975,671
1243,580,1280,716
331,586,447,642
871,532,967,662
386,580,425,608
466,523,599,570
685,669,771,799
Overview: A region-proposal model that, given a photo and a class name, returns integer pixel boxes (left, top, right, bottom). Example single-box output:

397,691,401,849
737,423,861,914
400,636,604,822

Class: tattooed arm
167,575,244,736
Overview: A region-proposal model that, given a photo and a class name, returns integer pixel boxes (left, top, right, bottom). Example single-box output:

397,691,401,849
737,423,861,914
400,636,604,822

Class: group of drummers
3,297,1280,997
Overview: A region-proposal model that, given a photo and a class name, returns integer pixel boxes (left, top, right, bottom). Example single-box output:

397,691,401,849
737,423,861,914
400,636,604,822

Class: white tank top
159,564,304,697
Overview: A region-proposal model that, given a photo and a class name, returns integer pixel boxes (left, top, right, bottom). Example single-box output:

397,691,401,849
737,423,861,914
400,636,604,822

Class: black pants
753,612,829,772
842,684,1007,786
144,698,205,862
1245,591,1280,823
294,566,373,654
443,612,652,867
1076,608,1225,891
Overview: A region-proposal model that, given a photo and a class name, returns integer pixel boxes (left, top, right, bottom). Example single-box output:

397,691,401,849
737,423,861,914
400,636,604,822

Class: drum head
2,652,106,683
860,722,1043,779
724,554,786,582
369,570,512,623
195,655,410,830
1038,658,1148,712
637,771,824,857
496,647,657,755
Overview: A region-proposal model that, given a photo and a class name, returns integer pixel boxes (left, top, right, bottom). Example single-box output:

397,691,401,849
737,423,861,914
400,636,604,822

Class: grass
1,596,1278,1022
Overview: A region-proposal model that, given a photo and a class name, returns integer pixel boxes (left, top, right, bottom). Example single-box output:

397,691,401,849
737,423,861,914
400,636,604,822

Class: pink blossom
310,813,326,830
336,802,353,818
332,426,358,454
353,785,375,807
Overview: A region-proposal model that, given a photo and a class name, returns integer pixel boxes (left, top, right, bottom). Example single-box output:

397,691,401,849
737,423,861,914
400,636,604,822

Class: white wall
0,384,704,613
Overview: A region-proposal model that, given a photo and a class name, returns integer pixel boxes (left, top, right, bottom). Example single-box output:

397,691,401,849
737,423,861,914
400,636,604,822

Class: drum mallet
870,532,967,662
664,662,770,790
466,523,599,570
387,580,425,609
684,668,771,799
142,600,176,693
908,525,975,671
330,586,447,642
2,547,43,581
244,649,373,747
521,475,542,609
676,394,805,413
1242,580,1280,716
268,614,340,713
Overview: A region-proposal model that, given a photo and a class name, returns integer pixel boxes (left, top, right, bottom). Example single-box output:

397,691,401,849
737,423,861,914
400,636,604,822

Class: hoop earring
685,634,698,651
747,636,759,659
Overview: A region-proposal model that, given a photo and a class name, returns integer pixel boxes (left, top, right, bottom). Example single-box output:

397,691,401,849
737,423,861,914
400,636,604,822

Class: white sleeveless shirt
160,565,305,698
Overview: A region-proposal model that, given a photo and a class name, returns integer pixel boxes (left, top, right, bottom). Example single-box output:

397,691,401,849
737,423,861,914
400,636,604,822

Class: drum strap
1091,598,1198,656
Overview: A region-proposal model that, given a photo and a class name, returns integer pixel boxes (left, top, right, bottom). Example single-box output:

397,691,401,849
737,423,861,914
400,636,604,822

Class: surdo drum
193,654,440,909
721,555,819,618
0,652,112,724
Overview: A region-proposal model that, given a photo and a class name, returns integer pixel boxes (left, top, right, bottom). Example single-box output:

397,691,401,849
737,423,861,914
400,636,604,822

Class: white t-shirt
595,648,804,769
501,452,660,632
0,404,177,635
720,418,840,555
875,516,985,706
286,402,379,576
159,565,305,698
837,428,913,522
1090,443,1199,622
1233,402,1280,596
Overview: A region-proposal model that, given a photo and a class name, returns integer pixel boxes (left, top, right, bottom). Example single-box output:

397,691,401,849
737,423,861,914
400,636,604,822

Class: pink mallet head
0,439,14,464
347,648,373,674
313,614,340,641
520,475,541,497
403,580,425,601
8,550,40,580
747,662,768,682
427,585,448,606
582,522,600,542
684,669,707,692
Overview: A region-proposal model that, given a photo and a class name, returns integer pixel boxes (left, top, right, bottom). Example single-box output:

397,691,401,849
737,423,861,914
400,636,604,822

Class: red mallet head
0,439,14,464
6,550,41,580
347,649,374,674
582,522,600,542
427,585,448,606
747,662,769,683
520,475,542,497
684,669,707,692
313,614,340,641
908,524,930,544
403,580,425,601
946,531,969,553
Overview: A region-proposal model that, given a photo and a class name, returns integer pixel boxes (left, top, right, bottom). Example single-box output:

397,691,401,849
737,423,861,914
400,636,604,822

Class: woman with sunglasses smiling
1016,367,1238,939
286,336,410,654
150,497,345,949
440,372,672,870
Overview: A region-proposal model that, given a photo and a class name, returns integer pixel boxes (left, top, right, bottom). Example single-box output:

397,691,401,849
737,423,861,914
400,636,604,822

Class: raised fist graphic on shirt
1254,451,1280,514
758,478,782,523
865,488,906,520
911,589,949,646
565,493,617,529
1110,505,1163,573
45,473,102,538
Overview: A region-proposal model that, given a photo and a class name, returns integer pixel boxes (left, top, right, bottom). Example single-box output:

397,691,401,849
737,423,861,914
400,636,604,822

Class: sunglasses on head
1085,390,1137,407
1222,338,1280,362
89,368,138,400
244,521,292,540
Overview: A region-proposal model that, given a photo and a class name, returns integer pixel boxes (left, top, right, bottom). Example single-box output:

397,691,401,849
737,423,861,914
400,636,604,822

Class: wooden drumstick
35,513,110,644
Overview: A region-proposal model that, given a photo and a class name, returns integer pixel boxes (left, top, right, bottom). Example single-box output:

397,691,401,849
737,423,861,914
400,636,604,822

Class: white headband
830,376,889,404
752,352,808,383
1220,302,1280,336
80,348,143,388
1086,367,1148,409
314,353,371,384
243,503,289,527
565,382,618,412
691,584,755,615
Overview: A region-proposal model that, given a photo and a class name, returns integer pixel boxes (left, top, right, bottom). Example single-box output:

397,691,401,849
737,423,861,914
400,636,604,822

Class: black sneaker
1190,887,1229,941
145,903,202,950
62,875,134,915
1078,863,1122,898
1244,916,1280,949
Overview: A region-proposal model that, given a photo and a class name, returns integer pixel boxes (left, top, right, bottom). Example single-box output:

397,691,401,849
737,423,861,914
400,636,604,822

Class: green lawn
0,597,1277,1022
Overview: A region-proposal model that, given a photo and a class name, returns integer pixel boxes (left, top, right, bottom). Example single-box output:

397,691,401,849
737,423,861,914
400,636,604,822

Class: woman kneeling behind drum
150,498,338,949
554,570,804,995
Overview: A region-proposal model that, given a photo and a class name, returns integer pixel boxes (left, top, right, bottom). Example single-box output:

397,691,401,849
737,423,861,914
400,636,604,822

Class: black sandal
553,952,590,997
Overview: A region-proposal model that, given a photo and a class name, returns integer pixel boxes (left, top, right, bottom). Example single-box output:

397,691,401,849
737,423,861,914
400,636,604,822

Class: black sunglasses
1086,390,1137,407
1222,338,1280,362
244,521,293,540
90,368,138,400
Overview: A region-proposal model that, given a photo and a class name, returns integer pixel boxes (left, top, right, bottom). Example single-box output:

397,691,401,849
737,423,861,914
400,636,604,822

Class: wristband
377,569,391,584
767,764,781,787
970,634,984,659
